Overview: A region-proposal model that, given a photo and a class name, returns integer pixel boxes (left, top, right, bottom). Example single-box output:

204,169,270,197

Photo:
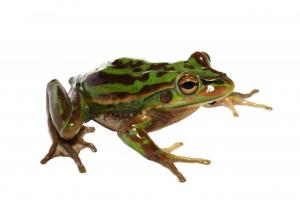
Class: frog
40,52,272,182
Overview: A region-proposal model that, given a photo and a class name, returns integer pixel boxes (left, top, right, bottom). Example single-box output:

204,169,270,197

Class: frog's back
81,57,179,106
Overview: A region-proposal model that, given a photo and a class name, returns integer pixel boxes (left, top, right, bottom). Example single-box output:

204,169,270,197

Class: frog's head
158,52,235,109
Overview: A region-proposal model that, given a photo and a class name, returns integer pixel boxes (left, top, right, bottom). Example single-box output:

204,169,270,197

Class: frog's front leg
204,89,272,117
118,115,210,182
40,80,97,173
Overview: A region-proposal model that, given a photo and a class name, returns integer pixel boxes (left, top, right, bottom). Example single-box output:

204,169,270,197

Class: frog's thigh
47,79,81,140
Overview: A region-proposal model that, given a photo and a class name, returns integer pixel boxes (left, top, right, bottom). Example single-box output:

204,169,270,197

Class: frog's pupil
182,81,196,89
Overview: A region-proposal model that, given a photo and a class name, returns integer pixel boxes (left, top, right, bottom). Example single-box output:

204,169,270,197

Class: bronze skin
41,52,272,182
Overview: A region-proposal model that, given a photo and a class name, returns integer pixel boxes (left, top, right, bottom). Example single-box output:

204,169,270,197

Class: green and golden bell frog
41,52,272,182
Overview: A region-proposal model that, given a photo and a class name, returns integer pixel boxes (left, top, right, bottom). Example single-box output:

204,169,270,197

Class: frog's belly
93,113,128,132
92,105,200,133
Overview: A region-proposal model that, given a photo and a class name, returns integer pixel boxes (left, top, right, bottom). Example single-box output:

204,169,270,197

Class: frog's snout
198,73,234,98
221,74,235,94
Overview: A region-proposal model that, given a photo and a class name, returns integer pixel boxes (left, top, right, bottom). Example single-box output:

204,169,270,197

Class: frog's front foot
40,125,97,173
204,89,272,117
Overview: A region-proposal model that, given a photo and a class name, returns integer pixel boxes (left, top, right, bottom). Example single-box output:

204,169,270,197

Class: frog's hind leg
40,79,97,173
119,131,211,182
118,115,211,182
204,89,272,117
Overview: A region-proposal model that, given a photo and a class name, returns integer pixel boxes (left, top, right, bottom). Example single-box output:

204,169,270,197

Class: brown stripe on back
91,81,175,105
139,73,149,81
148,62,169,71
85,71,150,86
111,59,128,69
130,60,144,67
156,71,167,77
112,59,144,69
133,68,142,72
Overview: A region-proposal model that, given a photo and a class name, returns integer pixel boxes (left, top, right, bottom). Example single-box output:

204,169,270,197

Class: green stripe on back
85,71,177,96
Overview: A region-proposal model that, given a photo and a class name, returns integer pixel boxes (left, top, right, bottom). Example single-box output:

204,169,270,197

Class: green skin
41,52,272,182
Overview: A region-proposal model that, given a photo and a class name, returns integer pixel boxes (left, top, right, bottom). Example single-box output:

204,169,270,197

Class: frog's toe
170,153,211,165
71,126,98,153
264,105,273,111
40,142,60,164
252,89,259,93
83,126,96,133
78,165,87,173
85,142,97,152
232,108,239,117
73,140,97,153
176,172,187,182
201,159,211,165
233,89,259,98
162,142,184,153
40,152,54,164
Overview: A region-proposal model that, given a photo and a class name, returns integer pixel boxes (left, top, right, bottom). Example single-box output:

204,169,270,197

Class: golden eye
178,75,199,95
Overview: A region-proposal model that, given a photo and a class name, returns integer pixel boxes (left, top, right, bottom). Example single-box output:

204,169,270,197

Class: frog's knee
47,79,60,88
59,127,78,140
46,79,73,135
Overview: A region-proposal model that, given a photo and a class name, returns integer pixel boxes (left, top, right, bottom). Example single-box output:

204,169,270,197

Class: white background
0,0,299,199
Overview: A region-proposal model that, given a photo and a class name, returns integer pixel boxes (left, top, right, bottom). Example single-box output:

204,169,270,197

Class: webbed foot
163,142,211,165
41,125,97,173
205,89,272,117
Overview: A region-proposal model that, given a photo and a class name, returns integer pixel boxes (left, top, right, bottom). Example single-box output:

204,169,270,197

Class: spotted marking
160,90,173,103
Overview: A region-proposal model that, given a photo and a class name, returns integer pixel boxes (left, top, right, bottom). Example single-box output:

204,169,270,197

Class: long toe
176,173,186,182
86,142,97,152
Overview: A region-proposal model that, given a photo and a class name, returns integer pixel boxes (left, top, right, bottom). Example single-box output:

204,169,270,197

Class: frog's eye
178,75,199,95
201,52,211,62
190,52,211,67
